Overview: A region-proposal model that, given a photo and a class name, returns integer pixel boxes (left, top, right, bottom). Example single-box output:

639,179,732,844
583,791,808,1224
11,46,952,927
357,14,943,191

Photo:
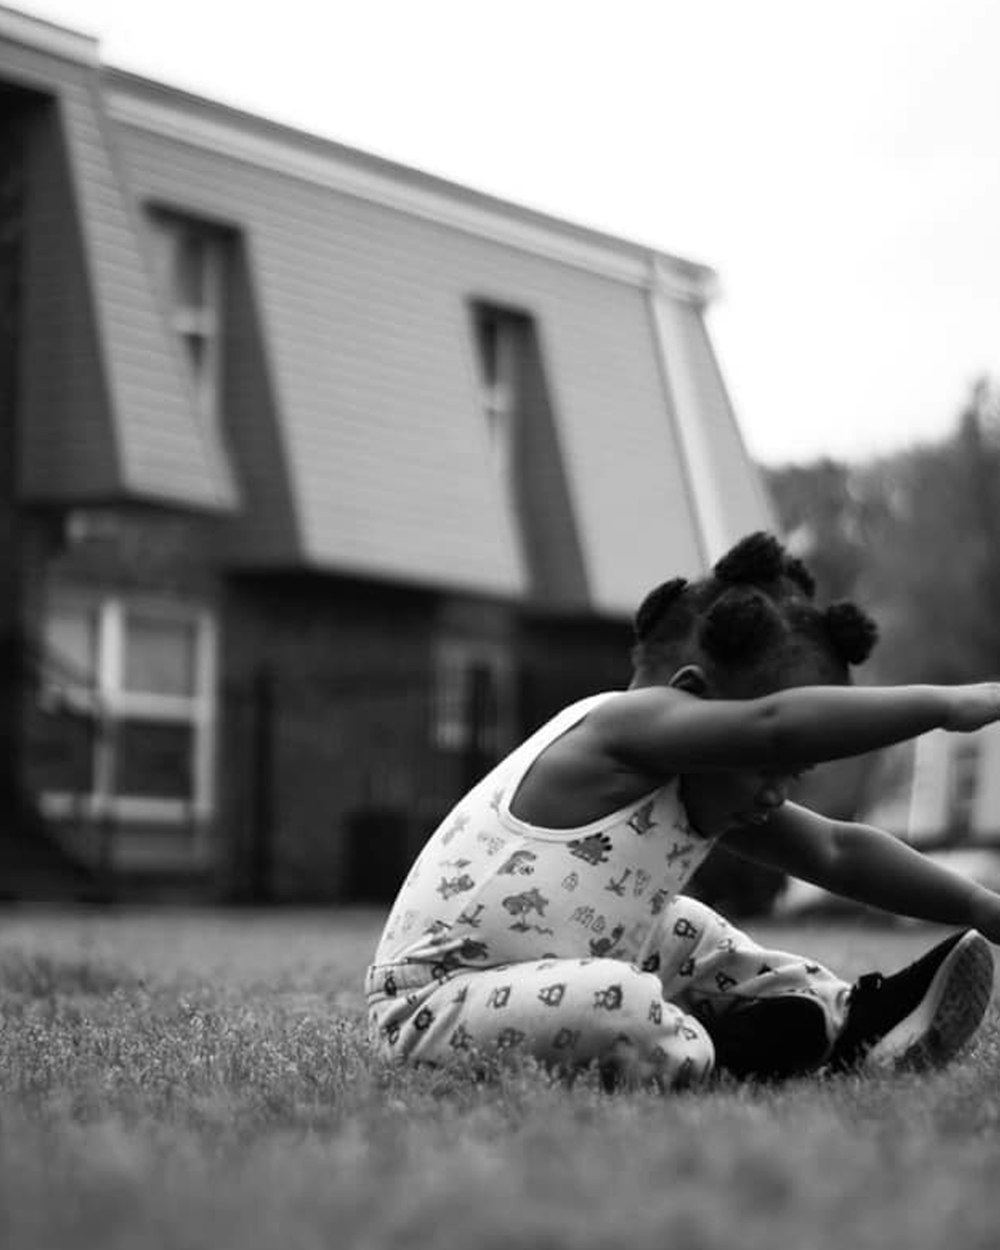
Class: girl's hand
941,684,1000,733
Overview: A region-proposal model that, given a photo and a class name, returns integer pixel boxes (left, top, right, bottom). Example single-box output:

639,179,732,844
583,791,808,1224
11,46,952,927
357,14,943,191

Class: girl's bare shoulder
585,686,692,734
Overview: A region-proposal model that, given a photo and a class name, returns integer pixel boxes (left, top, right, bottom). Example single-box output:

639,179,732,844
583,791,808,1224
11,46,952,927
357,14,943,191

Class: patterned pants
366,896,852,1090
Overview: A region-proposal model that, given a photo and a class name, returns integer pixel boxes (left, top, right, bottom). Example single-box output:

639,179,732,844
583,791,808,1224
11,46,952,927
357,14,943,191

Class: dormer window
468,300,588,606
471,304,527,484
149,209,227,429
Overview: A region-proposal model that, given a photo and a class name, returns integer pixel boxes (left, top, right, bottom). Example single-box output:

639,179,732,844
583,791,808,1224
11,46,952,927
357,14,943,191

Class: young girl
365,533,1000,1088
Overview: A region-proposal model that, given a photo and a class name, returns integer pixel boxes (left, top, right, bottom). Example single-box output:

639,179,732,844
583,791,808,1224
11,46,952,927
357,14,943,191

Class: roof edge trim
650,255,720,307
106,83,712,294
0,5,99,67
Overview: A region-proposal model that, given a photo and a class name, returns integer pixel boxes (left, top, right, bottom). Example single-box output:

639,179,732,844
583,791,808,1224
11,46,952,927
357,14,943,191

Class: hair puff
713,532,788,587
634,577,688,641
783,555,816,599
700,587,781,663
823,601,879,666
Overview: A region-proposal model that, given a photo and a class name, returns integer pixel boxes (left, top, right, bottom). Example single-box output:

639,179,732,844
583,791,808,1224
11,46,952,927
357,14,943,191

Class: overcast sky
13,0,1000,465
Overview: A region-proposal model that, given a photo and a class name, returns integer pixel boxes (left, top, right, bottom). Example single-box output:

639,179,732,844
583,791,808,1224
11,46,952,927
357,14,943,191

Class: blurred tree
858,377,1000,683
764,457,872,601
0,93,94,900
766,377,1000,685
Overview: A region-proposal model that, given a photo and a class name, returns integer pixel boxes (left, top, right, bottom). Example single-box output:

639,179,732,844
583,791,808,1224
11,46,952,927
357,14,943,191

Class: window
468,300,589,606
471,303,528,483
433,639,513,759
149,210,226,429
32,595,217,822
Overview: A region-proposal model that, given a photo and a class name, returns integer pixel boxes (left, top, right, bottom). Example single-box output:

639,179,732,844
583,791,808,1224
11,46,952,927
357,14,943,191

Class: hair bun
634,577,688,641
700,587,780,662
824,601,879,666
713,532,788,586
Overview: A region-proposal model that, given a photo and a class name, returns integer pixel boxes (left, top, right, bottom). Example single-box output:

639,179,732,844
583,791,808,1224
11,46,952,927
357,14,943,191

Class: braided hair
632,532,877,689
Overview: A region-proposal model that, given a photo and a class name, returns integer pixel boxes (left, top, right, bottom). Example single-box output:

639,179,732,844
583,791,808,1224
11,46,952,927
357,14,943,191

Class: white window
433,639,514,757
34,595,217,824
471,304,527,483
149,211,226,429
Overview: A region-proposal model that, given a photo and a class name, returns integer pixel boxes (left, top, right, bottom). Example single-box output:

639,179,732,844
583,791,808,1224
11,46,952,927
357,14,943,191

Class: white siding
115,114,731,607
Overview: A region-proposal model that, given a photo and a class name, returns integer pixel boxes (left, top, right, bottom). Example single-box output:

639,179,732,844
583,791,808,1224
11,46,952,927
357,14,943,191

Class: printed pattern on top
372,693,719,977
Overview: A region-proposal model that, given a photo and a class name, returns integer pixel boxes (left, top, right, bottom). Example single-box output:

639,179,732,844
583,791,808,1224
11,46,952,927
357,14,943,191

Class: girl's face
680,769,799,838
672,645,835,835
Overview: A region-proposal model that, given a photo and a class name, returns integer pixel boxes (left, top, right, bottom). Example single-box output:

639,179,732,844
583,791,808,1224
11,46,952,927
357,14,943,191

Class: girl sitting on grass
366,532,999,1089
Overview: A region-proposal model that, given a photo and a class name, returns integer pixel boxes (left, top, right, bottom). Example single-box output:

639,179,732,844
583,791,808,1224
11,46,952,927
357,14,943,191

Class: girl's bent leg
644,895,853,1078
368,957,715,1090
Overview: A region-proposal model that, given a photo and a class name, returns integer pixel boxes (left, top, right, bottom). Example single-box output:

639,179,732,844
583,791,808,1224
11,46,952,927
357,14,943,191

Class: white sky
13,0,1000,464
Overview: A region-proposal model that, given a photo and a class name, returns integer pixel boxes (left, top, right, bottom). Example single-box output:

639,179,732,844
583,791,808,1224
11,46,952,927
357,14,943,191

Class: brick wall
34,506,221,600
517,612,634,734
215,581,635,903
218,573,442,902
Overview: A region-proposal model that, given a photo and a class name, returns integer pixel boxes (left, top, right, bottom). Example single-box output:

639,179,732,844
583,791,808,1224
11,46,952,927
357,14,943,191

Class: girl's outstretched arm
723,803,1000,943
593,682,1000,775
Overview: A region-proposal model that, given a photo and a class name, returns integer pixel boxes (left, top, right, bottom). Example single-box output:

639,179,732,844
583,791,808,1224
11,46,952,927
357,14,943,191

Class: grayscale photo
2,2,1000,1247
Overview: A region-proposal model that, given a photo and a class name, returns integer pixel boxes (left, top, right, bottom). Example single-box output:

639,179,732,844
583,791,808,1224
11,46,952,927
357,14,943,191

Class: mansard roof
1,3,774,614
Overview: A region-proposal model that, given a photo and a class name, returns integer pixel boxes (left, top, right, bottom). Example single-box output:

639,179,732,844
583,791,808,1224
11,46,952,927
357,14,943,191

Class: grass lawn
2,908,1000,1250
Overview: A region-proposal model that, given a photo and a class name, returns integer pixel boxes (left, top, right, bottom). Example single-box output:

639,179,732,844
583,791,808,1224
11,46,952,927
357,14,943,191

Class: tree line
765,376,1000,685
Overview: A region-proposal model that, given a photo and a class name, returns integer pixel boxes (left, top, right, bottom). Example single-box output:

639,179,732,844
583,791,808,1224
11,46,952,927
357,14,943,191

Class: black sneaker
828,930,994,1073
701,995,831,1081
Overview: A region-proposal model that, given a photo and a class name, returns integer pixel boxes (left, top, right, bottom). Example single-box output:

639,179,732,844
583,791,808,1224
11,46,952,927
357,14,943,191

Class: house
859,724,1000,849
0,4,774,902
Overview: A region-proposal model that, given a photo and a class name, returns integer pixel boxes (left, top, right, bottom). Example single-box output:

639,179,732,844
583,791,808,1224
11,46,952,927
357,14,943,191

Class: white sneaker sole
864,930,994,1072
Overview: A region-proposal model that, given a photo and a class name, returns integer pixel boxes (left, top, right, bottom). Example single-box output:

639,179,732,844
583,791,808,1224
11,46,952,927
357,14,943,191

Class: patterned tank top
371,692,718,975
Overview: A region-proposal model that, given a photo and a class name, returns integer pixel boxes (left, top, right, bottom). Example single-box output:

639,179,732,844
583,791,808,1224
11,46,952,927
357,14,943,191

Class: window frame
469,301,529,484
148,208,226,430
37,593,218,826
